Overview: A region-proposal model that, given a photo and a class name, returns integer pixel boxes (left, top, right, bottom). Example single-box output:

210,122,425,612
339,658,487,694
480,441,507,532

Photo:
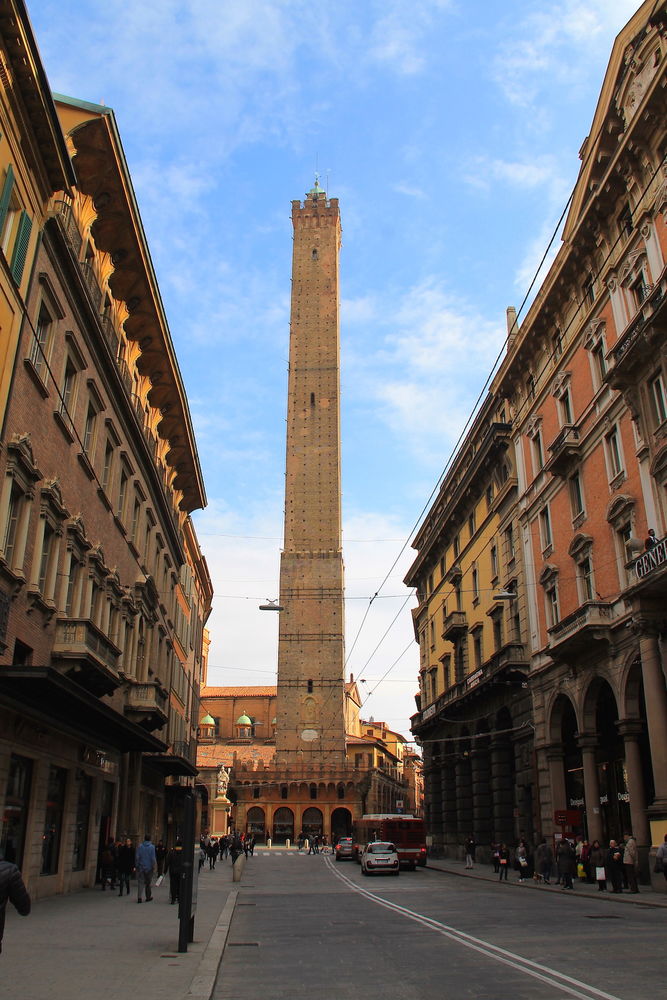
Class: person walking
297,830,305,851
515,839,529,882
535,838,553,884
116,837,134,896
491,843,500,874
165,839,184,905
135,833,156,903
0,860,30,953
155,840,167,877
607,840,624,893
623,832,639,893
498,843,510,880
557,838,576,889
207,837,219,870
589,839,606,891
464,836,476,869
99,837,117,891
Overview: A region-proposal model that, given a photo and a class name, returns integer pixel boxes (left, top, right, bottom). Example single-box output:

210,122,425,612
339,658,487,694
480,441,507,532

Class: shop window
41,765,67,875
72,773,92,871
0,754,33,867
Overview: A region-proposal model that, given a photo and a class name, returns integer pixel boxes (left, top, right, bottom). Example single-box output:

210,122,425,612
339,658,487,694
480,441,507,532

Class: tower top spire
307,171,323,197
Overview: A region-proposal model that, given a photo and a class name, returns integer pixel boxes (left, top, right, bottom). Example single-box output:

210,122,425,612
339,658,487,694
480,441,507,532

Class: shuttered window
9,210,32,284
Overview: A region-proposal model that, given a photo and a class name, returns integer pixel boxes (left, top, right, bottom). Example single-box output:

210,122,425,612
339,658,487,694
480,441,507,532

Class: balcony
79,261,103,312
144,739,198,777
442,610,467,639
51,618,122,697
607,278,667,389
545,425,581,477
124,680,168,732
54,199,83,257
547,601,614,658
99,313,120,360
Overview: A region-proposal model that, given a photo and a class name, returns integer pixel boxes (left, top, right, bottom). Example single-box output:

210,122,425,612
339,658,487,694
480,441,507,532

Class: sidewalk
1,858,242,1000
426,855,667,908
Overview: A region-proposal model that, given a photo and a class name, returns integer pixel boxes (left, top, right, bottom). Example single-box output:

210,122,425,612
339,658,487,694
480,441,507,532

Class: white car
360,841,400,876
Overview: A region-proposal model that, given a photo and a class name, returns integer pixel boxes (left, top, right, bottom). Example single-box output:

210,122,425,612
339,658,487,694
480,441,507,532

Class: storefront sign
635,537,667,579
466,668,483,689
422,704,436,721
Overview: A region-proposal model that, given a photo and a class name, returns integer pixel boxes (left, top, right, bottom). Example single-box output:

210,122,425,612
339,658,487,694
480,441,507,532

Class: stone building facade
410,1,667,883
0,15,211,900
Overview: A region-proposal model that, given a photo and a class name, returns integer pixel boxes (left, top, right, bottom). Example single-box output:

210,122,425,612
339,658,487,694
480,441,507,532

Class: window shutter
10,210,32,284
0,163,14,235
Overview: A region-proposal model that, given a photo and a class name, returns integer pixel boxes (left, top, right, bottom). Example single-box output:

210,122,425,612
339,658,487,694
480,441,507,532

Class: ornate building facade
410,1,667,883
0,9,211,900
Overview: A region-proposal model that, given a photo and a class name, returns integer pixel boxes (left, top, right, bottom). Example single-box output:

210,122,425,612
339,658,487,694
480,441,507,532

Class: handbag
155,874,165,887
595,866,605,880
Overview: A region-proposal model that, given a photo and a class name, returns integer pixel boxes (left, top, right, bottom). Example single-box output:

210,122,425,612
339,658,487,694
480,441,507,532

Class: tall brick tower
275,181,346,764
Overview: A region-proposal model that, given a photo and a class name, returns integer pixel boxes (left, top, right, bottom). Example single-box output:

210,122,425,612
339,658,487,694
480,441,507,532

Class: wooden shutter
10,209,32,284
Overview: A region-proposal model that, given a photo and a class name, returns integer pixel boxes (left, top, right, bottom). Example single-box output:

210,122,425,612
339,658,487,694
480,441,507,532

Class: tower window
281,785,288,799
312,249,318,260
310,392,315,406
307,679,313,693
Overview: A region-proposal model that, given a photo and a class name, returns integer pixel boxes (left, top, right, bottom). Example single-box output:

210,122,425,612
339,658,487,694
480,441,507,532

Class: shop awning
0,666,167,752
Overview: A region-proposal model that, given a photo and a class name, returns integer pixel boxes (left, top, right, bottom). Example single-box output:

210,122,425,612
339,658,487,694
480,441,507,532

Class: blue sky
28,0,642,739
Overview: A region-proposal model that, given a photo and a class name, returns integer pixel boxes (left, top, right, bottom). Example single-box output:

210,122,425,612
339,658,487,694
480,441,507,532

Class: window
41,765,67,875
454,636,467,683
539,506,552,551
545,583,560,627
429,619,435,648
532,429,544,472
429,667,437,702
454,582,462,611
569,472,584,519
427,572,434,595
560,387,573,425
592,343,607,385
29,304,53,383
579,556,594,602
307,678,313,693
486,484,494,510
453,534,460,559
0,165,33,285
102,439,114,492
117,468,128,521
2,479,23,568
618,204,633,240
492,610,503,651
439,556,445,578
0,754,33,868
441,653,451,690
58,358,78,435
582,275,595,306
309,784,317,800
38,522,55,594
468,512,476,538
472,629,483,668
471,564,479,603
649,372,667,426
130,493,142,543
505,523,515,561
631,273,649,308
490,544,498,580
605,426,624,481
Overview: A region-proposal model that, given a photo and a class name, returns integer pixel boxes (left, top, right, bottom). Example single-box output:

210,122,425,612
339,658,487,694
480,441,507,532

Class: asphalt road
214,850,664,1000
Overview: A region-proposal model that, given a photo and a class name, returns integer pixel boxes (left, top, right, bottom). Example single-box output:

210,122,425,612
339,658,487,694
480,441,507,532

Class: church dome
236,714,252,726
200,714,215,727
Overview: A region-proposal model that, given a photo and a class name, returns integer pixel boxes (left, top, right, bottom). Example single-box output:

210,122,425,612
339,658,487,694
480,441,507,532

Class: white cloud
392,182,427,199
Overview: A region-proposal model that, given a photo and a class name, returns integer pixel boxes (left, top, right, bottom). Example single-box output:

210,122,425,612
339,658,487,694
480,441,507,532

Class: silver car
360,841,400,876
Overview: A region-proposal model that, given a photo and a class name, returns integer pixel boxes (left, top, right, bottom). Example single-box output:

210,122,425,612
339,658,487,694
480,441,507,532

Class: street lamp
259,598,284,612
493,589,515,602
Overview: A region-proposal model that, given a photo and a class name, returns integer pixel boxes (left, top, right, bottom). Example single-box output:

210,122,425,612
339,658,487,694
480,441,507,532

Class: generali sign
635,537,667,580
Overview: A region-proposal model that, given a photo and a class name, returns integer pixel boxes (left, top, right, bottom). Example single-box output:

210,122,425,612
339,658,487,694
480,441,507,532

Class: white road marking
326,858,625,1000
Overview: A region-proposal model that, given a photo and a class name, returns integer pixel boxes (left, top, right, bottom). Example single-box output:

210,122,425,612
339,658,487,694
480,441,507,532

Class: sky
27,0,645,741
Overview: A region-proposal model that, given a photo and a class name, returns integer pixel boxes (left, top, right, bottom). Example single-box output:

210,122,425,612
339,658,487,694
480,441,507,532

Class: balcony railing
99,313,120,359
547,601,614,656
546,424,581,477
54,199,83,257
52,618,122,696
79,261,103,312
442,610,467,639
125,681,168,711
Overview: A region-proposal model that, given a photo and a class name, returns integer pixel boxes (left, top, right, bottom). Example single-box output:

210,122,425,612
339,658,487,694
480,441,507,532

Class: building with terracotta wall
196,679,420,842
0,26,211,897
410,1,667,883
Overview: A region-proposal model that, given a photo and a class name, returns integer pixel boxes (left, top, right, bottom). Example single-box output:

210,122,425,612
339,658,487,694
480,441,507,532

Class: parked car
335,837,354,861
360,841,400,876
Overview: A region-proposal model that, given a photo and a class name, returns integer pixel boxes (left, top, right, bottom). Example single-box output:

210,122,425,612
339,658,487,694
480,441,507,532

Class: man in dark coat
0,860,30,952
165,840,184,905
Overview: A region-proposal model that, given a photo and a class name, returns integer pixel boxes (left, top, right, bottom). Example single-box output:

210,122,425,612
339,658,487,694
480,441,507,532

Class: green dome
236,714,252,726
200,714,215,727
272,717,277,725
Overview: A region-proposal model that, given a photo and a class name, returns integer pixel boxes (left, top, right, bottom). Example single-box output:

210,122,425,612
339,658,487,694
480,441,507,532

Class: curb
425,863,667,908
185,890,238,1000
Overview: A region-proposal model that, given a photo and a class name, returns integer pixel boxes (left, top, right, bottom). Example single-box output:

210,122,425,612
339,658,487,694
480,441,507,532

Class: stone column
617,719,650,847
455,754,472,853
577,735,603,844
636,624,667,812
490,737,514,845
442,765,458,852
471,744,491,849
545,744,567,813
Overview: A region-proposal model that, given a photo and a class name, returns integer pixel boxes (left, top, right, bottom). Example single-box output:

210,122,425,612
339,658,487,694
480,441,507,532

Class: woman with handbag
589,839,606,891
498,843,510,881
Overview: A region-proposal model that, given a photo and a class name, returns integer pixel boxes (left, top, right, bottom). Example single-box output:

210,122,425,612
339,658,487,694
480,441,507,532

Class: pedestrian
198,843,206,873
589,839,606,891
557,838,576,890
135,833,156,903
220,835,229,861
515,839,529,882
580,839,592,882
230,831,243,865
155,840,167,877
464,835,476,869
100,836,117,891
166,839,184,905
498,843,510,880
0,860,30,953
622,831,639,893
655,834,667,882
247,834,255,857
607,840,624,893
491,842,500,874
207,837,219,870
297,830,305,851
116,837,134,896
534,838,553,884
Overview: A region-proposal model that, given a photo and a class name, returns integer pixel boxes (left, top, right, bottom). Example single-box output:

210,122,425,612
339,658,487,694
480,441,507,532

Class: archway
582,678,627,841
272,807,294,844
301,807,323,840
331,807,352,842
550,694,583,829
492,708,515,846
246,806,266,844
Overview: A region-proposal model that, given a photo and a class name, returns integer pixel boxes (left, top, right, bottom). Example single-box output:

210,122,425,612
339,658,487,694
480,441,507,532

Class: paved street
216,851,666,1000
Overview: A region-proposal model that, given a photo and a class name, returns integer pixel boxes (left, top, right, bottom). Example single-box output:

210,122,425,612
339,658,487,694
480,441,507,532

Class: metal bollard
267,837,272,849
286,838,291,849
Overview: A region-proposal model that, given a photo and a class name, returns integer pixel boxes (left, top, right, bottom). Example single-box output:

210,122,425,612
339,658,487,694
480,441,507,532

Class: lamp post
259,598,284,611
